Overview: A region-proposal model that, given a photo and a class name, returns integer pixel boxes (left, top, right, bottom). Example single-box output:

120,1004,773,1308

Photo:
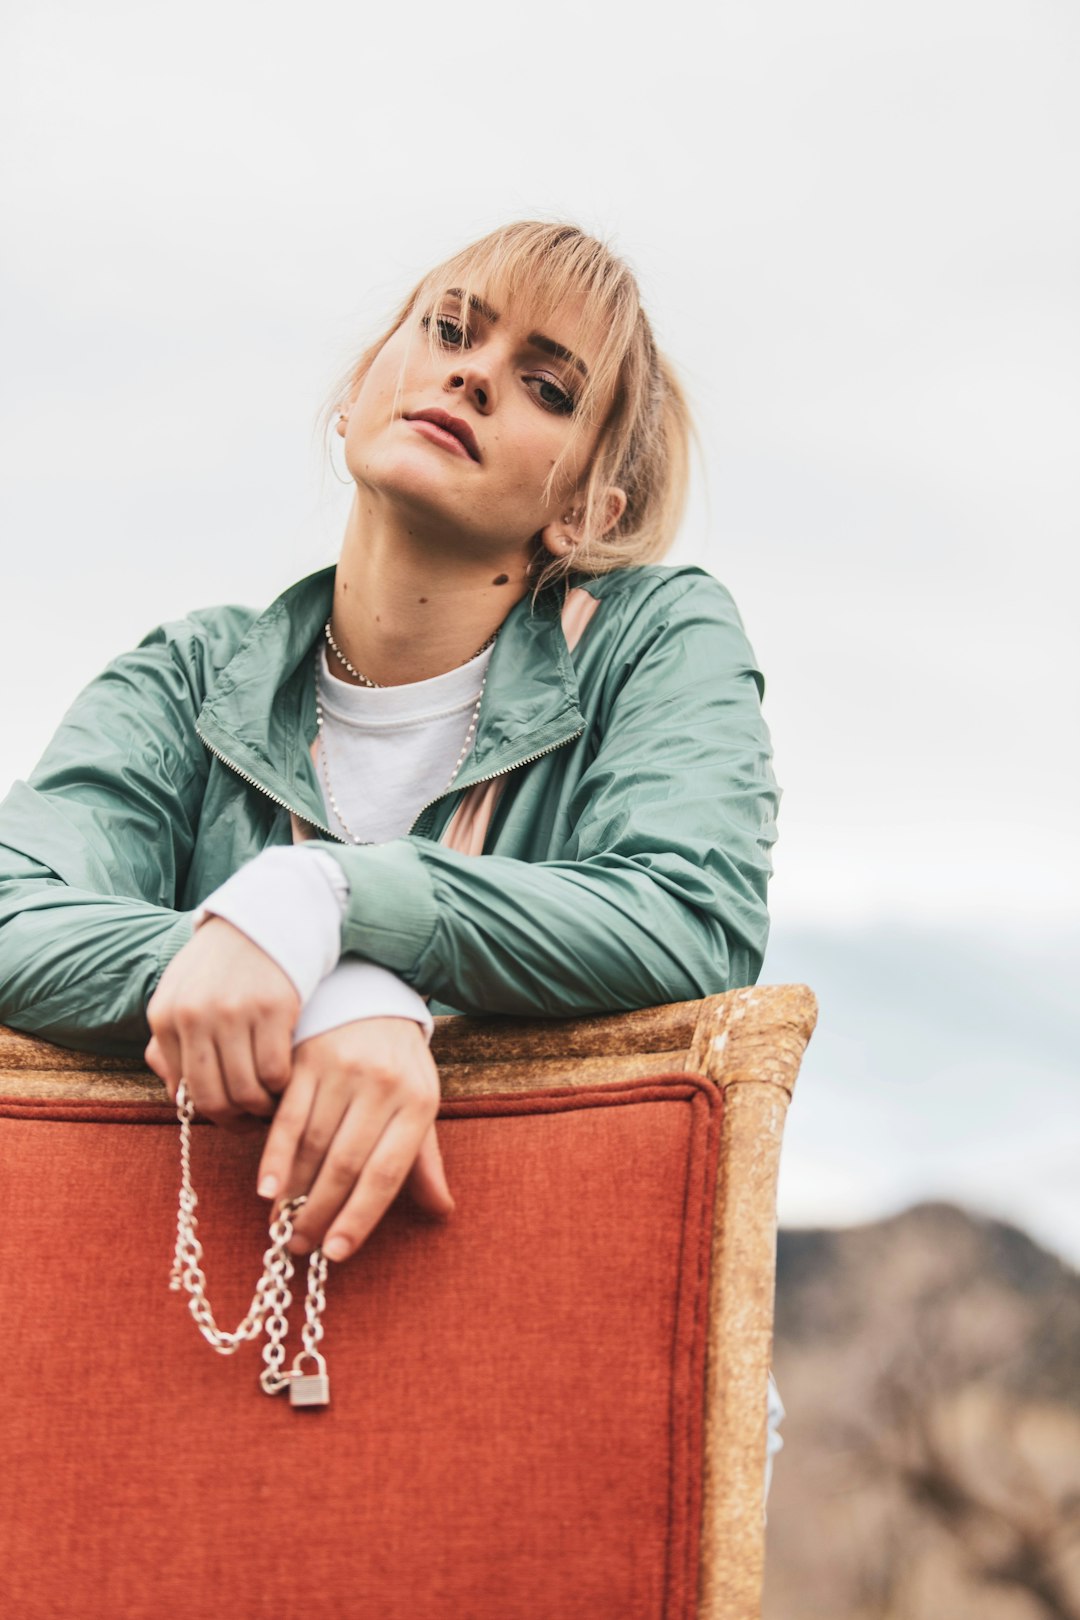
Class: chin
358,454,475,526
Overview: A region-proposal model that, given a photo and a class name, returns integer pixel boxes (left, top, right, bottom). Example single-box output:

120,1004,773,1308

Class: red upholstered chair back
0,986,816,1620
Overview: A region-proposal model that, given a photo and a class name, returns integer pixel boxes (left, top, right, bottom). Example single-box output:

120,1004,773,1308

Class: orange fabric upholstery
1,1074,721,1619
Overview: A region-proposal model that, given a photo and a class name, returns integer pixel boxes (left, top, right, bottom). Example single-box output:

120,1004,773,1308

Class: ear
537,486,628,559
336,381,362,437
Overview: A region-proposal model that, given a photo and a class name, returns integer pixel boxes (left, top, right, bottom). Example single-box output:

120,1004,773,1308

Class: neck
329,489,538,686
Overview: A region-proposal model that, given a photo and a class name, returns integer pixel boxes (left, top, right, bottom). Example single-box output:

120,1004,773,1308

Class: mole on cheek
418,597,428,604
492,574,509,586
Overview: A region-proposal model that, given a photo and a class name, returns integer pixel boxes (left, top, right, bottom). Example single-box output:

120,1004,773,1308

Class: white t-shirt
192,637,496,1045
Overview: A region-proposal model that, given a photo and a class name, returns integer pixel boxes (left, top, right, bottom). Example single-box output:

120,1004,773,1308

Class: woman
0,221,780,1279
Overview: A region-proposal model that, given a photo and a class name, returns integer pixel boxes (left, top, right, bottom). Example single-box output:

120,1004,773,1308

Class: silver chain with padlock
168,1077,331,1406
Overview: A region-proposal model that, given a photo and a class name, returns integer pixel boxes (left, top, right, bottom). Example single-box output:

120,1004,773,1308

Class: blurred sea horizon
763,914,1080,1269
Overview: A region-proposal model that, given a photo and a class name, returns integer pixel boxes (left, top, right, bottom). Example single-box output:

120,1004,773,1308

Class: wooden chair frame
0,981,817,1620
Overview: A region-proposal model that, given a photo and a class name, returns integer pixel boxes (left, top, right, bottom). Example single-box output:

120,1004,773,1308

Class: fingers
310,1105,429,1263
144,919,300,1126
214,1019,277,1119
253,1020,453,1264
149,1020,268,1129
290,1091,388,1221
143,1034,175,1100
176,1025,235,1124
284,1095,400,1255
404,1123,456,1219
265,1086,448,1263
251,1013,295,1097
257,1064,322,1208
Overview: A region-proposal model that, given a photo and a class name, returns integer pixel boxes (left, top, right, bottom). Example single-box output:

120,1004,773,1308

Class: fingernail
324,1236,349,1261
258,1174,278,1199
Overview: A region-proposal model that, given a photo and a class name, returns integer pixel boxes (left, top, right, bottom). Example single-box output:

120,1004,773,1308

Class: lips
405,408,481,463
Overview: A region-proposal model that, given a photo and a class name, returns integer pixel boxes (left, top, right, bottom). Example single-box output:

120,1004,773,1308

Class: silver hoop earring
329,425,352,487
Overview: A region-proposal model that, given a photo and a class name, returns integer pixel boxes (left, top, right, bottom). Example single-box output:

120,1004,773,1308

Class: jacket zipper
196,720,584,843
406,727,584,836
195,723,346,844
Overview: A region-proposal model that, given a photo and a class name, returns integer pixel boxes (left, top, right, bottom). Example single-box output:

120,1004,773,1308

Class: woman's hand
256,1017,453,1262
144,916,300,1128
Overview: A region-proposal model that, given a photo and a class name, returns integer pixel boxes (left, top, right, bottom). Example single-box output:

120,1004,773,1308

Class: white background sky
3,3,1078,1255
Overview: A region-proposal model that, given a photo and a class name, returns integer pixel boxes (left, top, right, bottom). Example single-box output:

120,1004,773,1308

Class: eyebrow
445,287,589,379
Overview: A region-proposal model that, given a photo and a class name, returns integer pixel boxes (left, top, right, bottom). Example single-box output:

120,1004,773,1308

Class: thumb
405,1123,455,1219
144,1035,175,1101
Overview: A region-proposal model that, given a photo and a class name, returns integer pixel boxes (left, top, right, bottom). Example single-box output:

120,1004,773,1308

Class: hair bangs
320,220,692,604
406,225,643,504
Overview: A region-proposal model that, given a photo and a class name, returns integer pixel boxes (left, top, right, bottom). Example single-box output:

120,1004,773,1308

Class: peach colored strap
441,587,599,857
558,585,601,655
437,776,503,858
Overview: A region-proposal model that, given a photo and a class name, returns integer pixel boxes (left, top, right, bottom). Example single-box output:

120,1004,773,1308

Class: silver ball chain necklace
316,618,497,845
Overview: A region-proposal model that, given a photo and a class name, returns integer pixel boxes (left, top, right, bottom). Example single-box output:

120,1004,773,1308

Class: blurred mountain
764,1202,1080,1620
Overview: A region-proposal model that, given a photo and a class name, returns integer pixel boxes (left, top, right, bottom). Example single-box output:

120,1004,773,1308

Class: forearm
191,844,347,1002
0,853,195,1057
309,837,770,1019
193,846,435,1042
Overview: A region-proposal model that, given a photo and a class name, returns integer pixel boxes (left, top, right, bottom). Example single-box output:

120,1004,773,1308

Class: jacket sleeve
0,618,228,1057
304,572,782,1018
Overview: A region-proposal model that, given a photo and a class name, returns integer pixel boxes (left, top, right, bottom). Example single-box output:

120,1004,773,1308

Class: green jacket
0,561,780,1057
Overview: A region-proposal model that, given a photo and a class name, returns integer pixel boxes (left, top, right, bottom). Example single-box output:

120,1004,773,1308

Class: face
339,281,619,564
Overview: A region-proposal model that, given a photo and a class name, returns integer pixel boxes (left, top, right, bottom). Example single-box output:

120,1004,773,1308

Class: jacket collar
195,563,586,834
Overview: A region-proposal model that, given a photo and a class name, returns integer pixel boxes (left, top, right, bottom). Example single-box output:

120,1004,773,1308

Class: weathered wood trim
430,997,703,1064
693,985,819,1620
436,1048,694,1098
0,998,704,1101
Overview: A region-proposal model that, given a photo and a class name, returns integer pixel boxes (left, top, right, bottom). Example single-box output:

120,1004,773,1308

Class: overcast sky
2,2,1077,1254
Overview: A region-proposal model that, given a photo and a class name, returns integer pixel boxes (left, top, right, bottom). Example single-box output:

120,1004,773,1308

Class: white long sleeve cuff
191,845,349,1003
292,958,435,1046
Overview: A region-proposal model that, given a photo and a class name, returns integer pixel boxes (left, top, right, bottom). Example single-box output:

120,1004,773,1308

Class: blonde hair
320,221,694,600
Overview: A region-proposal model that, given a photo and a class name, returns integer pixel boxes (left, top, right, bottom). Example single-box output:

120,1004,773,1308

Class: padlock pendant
288,1350,330,1408
290,1372,330,1407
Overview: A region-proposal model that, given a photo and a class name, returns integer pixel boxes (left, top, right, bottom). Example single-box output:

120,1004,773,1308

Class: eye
527,374,576,416
421,313,469,348
419,313,576,415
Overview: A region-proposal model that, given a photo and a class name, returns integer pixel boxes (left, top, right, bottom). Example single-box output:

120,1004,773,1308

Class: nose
445,361,493,414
